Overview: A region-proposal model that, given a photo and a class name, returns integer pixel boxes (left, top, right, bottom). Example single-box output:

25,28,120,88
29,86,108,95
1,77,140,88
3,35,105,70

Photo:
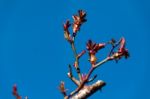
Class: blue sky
0,0,150,99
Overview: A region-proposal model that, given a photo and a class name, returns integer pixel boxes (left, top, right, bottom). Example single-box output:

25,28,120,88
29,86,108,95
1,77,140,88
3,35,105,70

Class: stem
68,65,80,86
108,39,121,56
70,80,106,99
88,75,97,82
69,80,86,98
68,75,80,86
86,67,95,81
71,42,82,82
94,57,110,68
68,67,94,98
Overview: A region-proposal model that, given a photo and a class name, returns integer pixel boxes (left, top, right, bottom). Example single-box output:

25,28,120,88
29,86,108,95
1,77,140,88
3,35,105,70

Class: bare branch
94,57,110,68
88,75,97,83
71,42,82,82
70,80,106,99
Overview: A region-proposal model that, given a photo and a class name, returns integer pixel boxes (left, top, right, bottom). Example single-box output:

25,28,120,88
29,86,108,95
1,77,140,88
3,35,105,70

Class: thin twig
68,67,95,97
71,41,82,82
108,39,121,56
94,57,110,68
68,65,80,86
69,80,86,98
88,75,97,83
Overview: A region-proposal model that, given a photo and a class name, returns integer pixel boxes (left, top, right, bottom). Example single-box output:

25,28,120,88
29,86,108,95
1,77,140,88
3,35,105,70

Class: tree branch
71,41,82,82
94,57,110,68
67,65,80,86
70,80,106,99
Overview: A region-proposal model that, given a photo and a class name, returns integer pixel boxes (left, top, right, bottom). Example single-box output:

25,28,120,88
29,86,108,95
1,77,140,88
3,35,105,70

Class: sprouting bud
63,20,70,31
59,81,67,96
63,20,73,43
72,10,87,34
86,40,105,55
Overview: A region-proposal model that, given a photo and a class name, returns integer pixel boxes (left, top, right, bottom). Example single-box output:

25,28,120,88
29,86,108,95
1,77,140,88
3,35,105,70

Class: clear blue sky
0,0,150,99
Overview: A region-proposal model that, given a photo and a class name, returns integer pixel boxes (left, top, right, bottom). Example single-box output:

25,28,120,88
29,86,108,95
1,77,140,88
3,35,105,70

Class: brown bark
70,80,106,99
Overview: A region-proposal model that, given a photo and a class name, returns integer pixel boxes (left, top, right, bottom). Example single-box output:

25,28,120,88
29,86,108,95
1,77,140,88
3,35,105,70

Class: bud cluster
86,40,105,65
63,10,87,43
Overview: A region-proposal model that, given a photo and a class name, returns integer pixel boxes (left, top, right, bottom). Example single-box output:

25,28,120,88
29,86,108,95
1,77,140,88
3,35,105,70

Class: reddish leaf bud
63,20,73,43
72,10,87,33
86,40,105,55
118,37,126,53
59,81,67,96
63,20,70,31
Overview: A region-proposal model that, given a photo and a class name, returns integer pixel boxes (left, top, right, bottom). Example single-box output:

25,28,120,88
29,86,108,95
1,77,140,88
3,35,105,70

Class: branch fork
59,10,129,99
